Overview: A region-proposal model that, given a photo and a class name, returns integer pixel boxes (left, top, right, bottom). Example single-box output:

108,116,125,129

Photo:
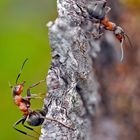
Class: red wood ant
76,1,133,61
87,0,133,61
9,58,46,138
10,59,73,139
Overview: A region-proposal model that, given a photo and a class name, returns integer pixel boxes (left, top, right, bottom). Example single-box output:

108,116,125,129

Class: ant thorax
14,95,22,106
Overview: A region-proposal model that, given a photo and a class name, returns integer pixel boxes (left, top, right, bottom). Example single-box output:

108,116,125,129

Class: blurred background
94,0,140,140
0,0,56,139
0,0,139,140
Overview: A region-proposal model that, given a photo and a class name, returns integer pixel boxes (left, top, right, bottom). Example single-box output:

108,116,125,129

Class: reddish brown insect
10,59,74,139
88,1,133,61
76,1,132,61
9,58,46,138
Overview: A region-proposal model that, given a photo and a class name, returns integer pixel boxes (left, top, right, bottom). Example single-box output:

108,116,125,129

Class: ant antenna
120,39,124,62
8,81,13,88
124,33,133,48
16,58,28,84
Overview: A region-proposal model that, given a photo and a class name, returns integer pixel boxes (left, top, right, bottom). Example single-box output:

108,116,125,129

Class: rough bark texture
40,0,105,140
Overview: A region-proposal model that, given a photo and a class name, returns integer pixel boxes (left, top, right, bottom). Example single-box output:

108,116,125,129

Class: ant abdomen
26,110,47,126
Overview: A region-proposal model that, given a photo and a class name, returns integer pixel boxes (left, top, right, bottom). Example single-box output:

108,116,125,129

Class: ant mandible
10,59,73,139
76,0,133,61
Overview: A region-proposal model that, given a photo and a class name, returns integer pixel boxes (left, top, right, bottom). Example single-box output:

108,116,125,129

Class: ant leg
26,79,46,100
22,119,40,135
44,117,75,131
28,79,46,90
13,117,38,139
25,93,46,100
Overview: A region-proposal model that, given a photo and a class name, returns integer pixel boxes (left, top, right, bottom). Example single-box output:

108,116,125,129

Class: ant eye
15,85,20,91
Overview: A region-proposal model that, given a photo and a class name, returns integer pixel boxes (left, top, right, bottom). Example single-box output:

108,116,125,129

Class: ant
10,58,73,139
76,0,133,61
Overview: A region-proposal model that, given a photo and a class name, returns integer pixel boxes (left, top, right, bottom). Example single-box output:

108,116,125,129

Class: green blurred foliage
0,0,56,139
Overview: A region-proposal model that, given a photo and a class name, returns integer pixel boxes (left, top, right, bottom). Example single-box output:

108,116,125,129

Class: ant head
114,26,125,43
114,26,133,47
114,26,133,62
114,26,124,36
12,81,25,96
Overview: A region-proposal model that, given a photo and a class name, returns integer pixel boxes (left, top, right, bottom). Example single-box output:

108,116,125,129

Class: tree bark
39,0,106,140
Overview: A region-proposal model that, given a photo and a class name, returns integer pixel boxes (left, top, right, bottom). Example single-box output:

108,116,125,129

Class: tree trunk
39,0,106,140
